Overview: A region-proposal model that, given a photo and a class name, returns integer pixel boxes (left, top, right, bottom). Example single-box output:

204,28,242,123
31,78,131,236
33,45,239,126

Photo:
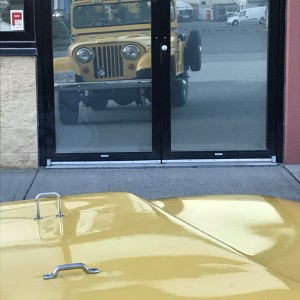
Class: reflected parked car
1,191,300,299
226,11,238,18
227,6,266,26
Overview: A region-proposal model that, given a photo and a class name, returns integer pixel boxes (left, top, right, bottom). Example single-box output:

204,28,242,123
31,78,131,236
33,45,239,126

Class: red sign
10,10,24,31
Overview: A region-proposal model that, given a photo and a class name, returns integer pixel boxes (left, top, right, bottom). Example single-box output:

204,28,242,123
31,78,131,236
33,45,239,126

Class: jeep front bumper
54,79,152,92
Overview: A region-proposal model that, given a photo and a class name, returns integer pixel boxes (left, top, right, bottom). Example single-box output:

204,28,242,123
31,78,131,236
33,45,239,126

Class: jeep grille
92,45,123,80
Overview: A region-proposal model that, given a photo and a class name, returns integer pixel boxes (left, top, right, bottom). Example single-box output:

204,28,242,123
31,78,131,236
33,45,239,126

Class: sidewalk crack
23,169,40,199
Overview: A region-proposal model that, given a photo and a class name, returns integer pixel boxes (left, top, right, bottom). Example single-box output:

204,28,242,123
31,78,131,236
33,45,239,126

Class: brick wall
0,56,38,168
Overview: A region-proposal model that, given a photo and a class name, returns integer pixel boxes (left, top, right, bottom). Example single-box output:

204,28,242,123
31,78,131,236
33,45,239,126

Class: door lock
161,45,168,51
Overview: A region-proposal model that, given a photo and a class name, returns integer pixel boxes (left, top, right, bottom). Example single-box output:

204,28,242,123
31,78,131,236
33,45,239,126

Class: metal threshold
47,158,276,169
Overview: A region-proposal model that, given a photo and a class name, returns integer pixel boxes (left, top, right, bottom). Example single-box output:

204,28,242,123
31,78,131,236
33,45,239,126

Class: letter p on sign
10,10,24,31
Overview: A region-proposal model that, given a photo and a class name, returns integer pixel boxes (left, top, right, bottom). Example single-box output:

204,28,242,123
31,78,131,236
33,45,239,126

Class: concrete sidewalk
1,164,300,202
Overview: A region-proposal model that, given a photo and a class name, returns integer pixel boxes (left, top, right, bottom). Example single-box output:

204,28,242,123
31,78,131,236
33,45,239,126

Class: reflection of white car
226,11,238,18
227,6,266,26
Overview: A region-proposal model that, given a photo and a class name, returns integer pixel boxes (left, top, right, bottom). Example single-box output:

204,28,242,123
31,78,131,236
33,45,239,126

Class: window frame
0,0,36,53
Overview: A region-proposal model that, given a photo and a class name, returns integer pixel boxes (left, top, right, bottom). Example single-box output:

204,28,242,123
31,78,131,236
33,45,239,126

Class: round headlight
122,45,140,60
76,48,93,63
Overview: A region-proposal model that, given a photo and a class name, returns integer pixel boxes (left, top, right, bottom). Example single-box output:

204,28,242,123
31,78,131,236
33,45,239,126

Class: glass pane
171,1,269,152
52,0,152,153
0,0,25,31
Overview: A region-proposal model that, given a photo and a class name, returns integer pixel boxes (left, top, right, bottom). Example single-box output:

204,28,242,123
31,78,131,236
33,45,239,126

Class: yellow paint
54,0,182,81
1,192,299,299
152,194,300,284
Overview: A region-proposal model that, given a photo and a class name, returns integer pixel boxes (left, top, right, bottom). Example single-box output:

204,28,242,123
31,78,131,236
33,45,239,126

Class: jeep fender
54,57,81,76
175,41,186,75
136,52,151,73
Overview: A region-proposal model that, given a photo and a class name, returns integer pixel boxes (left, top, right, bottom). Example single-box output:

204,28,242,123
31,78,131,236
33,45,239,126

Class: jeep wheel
114,89,139,106
58,91,80,125
114,98,135,106
187,30,201,71
172,76,188,107
90,99,108,111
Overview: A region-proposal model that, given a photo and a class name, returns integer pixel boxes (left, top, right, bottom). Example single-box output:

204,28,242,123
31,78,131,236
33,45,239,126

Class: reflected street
54,19,268,154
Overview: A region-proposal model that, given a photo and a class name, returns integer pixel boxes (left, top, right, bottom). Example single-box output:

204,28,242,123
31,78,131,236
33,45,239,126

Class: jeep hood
71,31,177,51
70,32,150,51
1,192,300,299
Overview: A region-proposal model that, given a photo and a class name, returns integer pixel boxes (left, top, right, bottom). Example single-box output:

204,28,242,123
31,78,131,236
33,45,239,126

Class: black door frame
37,0,285,166
39,0,166,165
160,0,285,162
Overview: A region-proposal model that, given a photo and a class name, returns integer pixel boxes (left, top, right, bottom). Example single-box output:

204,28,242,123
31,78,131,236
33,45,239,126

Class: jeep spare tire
187,30,201,71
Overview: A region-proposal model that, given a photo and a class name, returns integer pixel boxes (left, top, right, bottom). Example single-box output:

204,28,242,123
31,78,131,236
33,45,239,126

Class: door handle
43,263,100,280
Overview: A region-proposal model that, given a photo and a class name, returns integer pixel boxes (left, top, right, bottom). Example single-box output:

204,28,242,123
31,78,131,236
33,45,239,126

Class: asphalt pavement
1,164,299,202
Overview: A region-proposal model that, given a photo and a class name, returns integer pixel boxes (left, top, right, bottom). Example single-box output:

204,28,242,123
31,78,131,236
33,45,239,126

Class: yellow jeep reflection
54,0,201,124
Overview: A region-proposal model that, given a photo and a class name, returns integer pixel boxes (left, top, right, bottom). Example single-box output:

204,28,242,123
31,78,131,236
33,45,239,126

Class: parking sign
10,10,24,31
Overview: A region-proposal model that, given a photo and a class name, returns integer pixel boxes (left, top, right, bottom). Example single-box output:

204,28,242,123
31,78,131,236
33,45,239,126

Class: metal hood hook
34,192,65,220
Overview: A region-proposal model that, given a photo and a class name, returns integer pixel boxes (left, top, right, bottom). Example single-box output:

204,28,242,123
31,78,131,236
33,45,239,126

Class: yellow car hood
71,30,178,52
153,194,300,284
1,192,299,299
72,31,152,49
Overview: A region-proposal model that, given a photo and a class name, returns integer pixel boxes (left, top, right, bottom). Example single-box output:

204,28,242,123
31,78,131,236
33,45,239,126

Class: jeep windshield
73,1,175,29
73,1,151,29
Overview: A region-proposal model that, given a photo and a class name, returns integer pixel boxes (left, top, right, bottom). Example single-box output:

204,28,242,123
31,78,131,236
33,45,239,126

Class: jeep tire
187,30,201,71
90,92,108,111
90,99,108,110
172,76,188,107
58,91,80,125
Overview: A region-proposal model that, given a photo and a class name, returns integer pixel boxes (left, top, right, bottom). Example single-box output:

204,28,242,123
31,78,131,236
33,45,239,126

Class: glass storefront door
46,0,277,164
51,0,158,160
169,1,272,157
